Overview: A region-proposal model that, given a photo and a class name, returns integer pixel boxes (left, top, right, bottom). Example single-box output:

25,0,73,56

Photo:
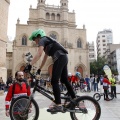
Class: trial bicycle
10,71,101,120
93,88,114,101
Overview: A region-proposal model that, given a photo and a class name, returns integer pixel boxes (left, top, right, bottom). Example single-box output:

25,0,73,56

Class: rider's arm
30,46,44,65
39,54,48,70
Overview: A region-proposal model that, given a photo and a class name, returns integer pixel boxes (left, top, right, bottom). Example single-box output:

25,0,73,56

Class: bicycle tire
93,93,101,101
108,92,114,100
70,96,101,120
10,96,39,120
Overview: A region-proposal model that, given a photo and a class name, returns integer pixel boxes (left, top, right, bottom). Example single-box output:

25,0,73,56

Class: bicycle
10,71,101,120
93,88,114,101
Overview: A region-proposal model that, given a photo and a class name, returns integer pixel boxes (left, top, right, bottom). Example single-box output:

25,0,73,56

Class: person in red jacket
5,71,31,117
103,75,111,101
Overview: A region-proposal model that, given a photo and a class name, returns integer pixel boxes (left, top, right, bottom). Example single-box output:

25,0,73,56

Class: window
97,36,100,38
51,13,55,20
46,13,50,20
103,48,106,50
57,14,60,21
22,35,27,45
77,38,82,48
102,39,106,42
102,35,105,37
103,44,106,46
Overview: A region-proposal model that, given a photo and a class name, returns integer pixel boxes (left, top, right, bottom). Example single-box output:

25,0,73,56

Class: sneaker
47,105,64,113
105,98,110,101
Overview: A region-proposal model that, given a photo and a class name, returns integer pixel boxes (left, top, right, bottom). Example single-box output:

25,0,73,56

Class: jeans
94,83,98,92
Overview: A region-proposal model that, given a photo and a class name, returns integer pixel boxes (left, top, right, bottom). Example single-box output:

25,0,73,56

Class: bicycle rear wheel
70,96,101,120
10,96,39,120
93,93,101,101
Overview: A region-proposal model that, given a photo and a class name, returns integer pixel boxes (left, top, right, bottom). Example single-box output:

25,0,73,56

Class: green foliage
90,56,107,75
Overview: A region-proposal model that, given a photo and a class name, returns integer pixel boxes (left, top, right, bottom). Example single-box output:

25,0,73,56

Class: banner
103,64,112,80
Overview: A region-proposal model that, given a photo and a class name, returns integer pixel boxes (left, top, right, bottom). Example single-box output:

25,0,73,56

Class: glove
37,69,41,75
24,64,32,72
6,110,9,117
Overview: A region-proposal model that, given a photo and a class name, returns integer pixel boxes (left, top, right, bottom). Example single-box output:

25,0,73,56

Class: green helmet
29,29,46,40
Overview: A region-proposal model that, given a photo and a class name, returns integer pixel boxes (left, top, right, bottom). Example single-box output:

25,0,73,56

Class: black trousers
51,55,76,104
111,86,116,97
104,89,108,99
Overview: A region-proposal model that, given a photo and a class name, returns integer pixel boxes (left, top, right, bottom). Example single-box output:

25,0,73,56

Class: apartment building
96,29,113,57
88,41,96,62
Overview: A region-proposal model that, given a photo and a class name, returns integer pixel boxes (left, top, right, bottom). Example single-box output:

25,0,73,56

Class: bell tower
60,0,68,9
37,0,46,8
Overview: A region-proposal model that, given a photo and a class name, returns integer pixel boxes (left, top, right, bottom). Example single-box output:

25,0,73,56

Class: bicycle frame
28,72,71,103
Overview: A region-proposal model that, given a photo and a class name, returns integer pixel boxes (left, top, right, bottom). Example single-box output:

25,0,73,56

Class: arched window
46,13,50,20
77,38,82,48
50,33,57,40
51,13,55,20
22,35,27,45
57,14,60,21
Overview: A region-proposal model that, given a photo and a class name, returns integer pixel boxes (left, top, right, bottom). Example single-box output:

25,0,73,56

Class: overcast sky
8,0,120,44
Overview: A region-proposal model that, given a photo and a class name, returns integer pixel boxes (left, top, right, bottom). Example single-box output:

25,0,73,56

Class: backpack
12,82,29,97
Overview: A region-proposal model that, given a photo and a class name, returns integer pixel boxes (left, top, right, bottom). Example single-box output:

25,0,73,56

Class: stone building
88,41,96,62
11,0,89,78
0,0,10,81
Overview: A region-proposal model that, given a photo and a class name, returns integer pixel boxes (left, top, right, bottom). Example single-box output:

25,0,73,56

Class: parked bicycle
93,89,114,101
9,70,101,120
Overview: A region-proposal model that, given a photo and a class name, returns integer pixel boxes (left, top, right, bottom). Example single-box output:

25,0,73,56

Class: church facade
11,0,90,77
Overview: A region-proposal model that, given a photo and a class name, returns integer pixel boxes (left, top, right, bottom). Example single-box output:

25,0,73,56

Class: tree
90,56,107,75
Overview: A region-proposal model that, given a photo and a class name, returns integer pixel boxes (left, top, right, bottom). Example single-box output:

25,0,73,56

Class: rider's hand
37,69,41,75
24,64,32,72
5,110,9,117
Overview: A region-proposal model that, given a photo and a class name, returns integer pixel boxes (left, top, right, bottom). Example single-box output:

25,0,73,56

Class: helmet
68,72,72,77
75,72,81,78
29,29,46,40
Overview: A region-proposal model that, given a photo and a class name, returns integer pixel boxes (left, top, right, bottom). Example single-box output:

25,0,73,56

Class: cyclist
5,71,31,117
25,29,76,112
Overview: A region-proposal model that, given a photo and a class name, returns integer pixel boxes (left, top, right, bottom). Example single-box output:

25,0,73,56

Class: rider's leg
48,55,69,112
60,64,76,99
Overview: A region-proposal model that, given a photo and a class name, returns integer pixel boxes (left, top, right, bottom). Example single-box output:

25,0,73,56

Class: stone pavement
0,85,120,120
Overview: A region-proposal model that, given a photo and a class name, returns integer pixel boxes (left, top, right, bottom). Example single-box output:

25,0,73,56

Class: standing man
90,74,94,91
109,74,117,98
5,71,31,117
93,75,99,92
25,29,76,112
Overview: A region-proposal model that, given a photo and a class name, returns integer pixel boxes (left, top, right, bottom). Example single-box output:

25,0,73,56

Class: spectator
0,77,5,91
85,75,90,91
90,74,94,91
5,71,31,118
6,76,13,88
109,74,117,98
93,75,99,92
100,75,104,93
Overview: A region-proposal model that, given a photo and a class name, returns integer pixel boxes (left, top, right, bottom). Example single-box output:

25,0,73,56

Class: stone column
0,40,7,82
0,0,10,82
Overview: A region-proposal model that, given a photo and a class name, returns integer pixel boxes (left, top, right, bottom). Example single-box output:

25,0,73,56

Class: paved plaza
0,85,120,120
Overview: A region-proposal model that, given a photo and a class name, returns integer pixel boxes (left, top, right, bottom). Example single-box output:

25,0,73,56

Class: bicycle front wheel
70,96,101,120
10,96,39,120
93,93,101,101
